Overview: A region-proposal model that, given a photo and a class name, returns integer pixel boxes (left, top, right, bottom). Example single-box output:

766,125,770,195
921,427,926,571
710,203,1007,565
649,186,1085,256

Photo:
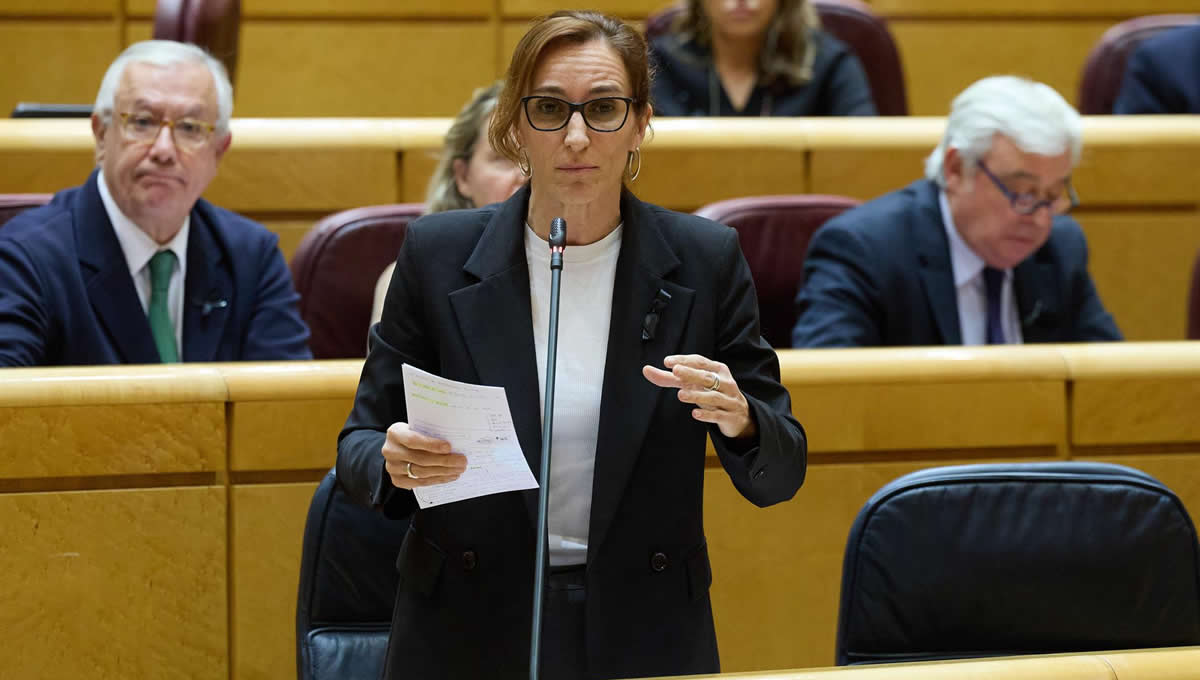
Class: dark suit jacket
792,179,1122,347
0,171,312,365
337,186,807,679
1113,24,1200,114
649,29,877,116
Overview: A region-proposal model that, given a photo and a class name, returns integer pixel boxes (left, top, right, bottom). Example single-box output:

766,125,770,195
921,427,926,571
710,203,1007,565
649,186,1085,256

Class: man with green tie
0,40,311,365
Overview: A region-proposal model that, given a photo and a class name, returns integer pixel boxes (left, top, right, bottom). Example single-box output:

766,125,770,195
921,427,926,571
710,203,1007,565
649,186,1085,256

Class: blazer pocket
685,540,713,602
395,525,445,597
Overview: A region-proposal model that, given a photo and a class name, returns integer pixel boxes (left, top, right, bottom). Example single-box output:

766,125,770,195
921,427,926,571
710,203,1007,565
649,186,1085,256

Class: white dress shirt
97,169,189,354
525,222,622,566
938,191,1023,345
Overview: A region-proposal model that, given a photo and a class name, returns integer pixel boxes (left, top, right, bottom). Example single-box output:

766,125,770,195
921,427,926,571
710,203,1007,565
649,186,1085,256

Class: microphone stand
530,217,566,680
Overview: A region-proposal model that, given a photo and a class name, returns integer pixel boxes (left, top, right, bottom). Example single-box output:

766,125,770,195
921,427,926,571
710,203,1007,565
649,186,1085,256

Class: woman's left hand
643,354,756,440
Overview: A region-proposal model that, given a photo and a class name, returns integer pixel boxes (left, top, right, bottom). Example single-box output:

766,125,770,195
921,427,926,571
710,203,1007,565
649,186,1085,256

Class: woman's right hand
382,422,469,489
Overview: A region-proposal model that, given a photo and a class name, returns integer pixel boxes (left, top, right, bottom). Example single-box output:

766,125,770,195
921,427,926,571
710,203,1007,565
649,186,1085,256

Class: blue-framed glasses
977,161,1079,216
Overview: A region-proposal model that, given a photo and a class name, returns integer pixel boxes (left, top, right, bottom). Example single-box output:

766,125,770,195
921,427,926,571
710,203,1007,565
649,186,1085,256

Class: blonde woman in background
370,82,526,326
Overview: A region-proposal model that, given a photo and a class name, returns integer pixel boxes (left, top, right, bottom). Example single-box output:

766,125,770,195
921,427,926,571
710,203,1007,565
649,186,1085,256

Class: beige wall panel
706,455,1060,671
125,18,151,42
871,0,1200,16
0,22,120,125
259,218,321,262
0,486,227,678
236,22,496,117
0,403,224,479
1071,454,1200,525
125,0,154,16
207,149,397,213
243,0,490,17
638,148,808,212
889,21,1109,116
0,150,96,193
502,0,661,18
1,1,115,14
1073,378,1200,446
790,381,1064,453
1075,212,1200,341
808,148,927,200
400,147,442,204
1075,146,1200,206
229,399,353,471
231,482,318,680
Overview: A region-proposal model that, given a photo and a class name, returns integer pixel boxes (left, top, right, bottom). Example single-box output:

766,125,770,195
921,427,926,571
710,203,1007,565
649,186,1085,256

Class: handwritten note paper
402,364,538,509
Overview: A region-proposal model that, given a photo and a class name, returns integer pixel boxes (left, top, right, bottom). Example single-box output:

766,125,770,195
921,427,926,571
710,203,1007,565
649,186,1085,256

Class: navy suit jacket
0,171,312,365
337,186,806,679
792,179,1122,347
1113,24,1200,114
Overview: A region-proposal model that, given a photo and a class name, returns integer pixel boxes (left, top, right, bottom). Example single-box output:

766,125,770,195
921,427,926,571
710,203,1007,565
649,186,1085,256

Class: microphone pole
530,216,566,680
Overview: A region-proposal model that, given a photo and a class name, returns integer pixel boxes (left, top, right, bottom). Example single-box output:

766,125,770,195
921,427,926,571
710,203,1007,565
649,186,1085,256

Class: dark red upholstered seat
1188,249,1200,340
153,0,242,84
1078,14,1200,114
644,0,908,115
694,194,860,349
290,204,424,359
0,194,52,229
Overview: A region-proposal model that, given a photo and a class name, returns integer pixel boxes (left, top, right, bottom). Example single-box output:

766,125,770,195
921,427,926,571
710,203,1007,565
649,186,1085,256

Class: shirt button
650,552,669,572
462,550,477,570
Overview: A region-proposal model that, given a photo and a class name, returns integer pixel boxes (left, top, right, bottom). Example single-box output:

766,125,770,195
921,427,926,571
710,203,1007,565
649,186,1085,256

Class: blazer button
650,552,669,572
462,550,477,571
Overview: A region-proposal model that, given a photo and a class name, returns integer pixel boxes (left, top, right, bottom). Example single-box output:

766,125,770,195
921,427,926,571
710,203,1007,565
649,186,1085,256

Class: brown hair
675,0,821,87
489,10,653,163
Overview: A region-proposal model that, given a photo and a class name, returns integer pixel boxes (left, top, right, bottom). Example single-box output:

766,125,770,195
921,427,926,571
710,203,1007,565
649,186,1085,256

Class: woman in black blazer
337,10,807,679
650,0,877,116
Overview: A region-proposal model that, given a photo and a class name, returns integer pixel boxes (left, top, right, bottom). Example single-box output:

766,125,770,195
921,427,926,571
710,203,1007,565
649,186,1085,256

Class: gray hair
925,76,1082,187
93,40,234,135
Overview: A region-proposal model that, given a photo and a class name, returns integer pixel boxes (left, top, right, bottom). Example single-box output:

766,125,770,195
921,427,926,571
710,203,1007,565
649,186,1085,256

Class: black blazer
1113,25,1200,114
0,171,311,365
337,186,806,679
649,29,877,116
792,179,1122,347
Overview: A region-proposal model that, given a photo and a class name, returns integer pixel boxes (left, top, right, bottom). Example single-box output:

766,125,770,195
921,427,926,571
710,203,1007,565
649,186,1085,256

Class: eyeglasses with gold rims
977,161,1079,216
117,112,217,151
521,96,635,132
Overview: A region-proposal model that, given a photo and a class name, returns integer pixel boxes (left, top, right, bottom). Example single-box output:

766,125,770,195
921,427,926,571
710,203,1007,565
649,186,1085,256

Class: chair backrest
296,469,407,680
153,0,242,85
289,204,424,359
644,0,908,115
836,462,1200,666
1188,249,1200,339
1078,14,1200,114
0,194,52,229
694,194,859,349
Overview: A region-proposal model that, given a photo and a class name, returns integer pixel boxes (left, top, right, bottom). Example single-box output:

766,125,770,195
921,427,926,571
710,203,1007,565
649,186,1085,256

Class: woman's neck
527,183,624,246
710,30,763,75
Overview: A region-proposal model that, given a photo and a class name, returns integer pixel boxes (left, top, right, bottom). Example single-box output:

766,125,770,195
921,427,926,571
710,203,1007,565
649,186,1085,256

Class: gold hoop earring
517,149,532,177
626,147,642,182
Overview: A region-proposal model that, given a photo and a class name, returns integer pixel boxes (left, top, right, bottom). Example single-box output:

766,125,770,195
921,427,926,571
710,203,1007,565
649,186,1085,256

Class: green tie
147,250,179,363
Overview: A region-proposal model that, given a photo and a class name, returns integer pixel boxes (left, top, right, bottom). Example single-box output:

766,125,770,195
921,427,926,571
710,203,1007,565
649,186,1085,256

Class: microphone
530,217,566,680
191,292,229,316
642,288,673,341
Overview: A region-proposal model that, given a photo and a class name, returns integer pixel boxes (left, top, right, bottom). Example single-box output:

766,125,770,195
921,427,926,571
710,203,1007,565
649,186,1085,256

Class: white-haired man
792,75,1121,347
0,40,311,365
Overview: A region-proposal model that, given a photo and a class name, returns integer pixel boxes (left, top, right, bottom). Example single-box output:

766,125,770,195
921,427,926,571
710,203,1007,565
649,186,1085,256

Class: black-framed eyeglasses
977,161,1079,216
520,96,634,132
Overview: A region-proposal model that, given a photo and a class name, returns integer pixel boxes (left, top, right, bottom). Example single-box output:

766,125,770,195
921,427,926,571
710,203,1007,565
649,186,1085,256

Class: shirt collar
939,189,989,288
97,169,190,276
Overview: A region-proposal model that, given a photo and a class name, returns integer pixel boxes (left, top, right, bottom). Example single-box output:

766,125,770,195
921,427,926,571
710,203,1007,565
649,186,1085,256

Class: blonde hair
675,0,821,87
424,82,504,214
489,10,653,166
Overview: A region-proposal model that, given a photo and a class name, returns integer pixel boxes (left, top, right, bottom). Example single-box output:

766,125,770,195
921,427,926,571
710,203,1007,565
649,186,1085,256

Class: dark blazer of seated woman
651,28,876,116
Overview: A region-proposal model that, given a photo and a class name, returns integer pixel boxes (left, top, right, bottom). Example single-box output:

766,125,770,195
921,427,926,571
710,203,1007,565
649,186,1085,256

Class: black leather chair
836,462,1200,665
296,469,407,680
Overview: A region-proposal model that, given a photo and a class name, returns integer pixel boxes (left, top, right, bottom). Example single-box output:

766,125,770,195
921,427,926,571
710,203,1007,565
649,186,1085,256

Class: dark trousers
540,565,588,679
